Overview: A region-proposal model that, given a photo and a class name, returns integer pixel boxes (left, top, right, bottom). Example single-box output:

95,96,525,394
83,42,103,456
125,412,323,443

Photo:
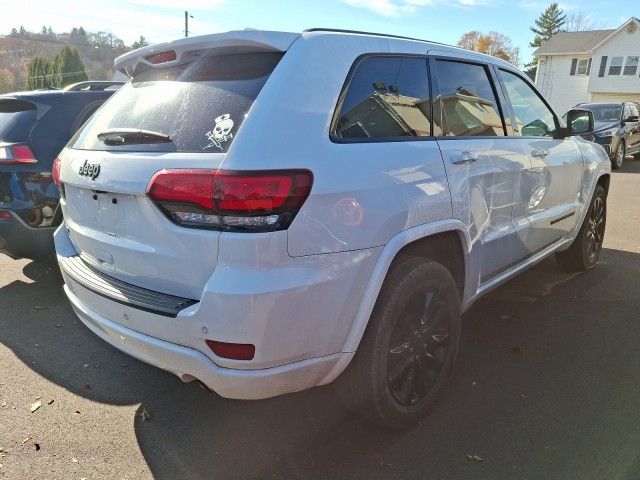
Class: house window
576,58,589,75
624,56,639,75
609,56,624,75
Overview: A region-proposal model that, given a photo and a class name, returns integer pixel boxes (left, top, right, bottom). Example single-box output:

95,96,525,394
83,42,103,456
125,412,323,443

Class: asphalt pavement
1,159,639,480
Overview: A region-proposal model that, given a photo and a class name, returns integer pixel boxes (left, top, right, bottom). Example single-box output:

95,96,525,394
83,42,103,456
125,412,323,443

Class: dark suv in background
574,101,640,169
0,81,121,260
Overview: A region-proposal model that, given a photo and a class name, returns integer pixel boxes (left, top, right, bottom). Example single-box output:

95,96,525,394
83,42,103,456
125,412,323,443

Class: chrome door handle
531,149,549,158
451,151,479,164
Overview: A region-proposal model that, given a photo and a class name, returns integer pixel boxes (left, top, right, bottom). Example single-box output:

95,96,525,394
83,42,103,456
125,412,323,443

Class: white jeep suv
53,29,611,428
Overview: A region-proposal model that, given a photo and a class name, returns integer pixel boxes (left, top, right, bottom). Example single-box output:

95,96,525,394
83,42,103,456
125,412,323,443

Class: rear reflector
0,144,37,164
206,340,255,360
145,50,177,64
147,169,313,232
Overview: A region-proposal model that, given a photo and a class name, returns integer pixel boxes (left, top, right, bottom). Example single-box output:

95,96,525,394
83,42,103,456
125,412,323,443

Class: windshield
70,51,283,153
584,105,622,123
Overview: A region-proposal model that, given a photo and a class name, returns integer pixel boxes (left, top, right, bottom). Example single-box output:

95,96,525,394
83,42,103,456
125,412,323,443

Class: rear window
70,51,284,153
0,100,37,142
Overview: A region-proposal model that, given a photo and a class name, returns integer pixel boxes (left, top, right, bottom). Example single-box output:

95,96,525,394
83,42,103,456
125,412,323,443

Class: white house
534,17,640,115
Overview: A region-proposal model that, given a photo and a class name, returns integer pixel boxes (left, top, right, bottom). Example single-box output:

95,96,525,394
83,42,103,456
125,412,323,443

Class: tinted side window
499,69,556,137
630,104,640,118
433,60,504,137
623,103,632,119
334,56,431,140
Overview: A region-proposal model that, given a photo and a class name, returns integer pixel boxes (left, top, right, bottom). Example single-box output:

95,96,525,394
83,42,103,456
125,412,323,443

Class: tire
334,256,461,429
555,185,607,272
612,140,625,170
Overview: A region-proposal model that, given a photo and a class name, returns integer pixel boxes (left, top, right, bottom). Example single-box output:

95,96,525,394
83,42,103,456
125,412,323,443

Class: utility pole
184,11,193,38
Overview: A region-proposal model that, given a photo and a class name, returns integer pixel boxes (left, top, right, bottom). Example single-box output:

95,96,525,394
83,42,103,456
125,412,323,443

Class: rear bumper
63,280,348,399
55,223,374,399
0,211,54,259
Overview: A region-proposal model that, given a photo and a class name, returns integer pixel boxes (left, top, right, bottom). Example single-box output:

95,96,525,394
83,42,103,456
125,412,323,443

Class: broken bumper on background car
0,210,55,259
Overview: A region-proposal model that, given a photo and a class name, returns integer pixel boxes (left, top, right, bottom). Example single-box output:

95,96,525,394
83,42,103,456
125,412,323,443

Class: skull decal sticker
205,114,235,150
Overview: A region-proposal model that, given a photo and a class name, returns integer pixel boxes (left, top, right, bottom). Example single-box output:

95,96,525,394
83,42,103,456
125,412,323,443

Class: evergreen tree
131,36,149,50
47,26,54,37
51,46,88,87
40,26,47,37
530,3,566,48
18,26,27,36
49,54,62,88
10,28,18,36
27,57,52,90
527,3,567,80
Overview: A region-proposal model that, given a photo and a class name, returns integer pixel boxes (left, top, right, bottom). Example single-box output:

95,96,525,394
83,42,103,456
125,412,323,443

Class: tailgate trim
59,255,198,317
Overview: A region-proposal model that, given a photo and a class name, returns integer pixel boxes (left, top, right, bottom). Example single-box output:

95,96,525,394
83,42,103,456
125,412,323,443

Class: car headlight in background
596,129,617,138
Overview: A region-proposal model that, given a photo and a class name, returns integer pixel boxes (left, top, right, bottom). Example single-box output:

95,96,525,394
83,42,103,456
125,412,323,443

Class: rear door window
0,99,37,142
70,51,284,153
333,56,431,140
432,60,505,137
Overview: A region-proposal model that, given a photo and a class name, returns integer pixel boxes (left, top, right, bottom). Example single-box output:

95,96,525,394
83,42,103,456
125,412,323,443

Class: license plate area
97,192,121,237
65,186,131,238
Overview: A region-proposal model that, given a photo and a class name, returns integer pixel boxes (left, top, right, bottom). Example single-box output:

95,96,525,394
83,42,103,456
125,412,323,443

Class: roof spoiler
63,81,125,92
115,30,299,78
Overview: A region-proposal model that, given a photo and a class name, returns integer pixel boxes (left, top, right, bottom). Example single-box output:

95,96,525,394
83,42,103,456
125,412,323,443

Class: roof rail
303,28,449,47
63,81,125,92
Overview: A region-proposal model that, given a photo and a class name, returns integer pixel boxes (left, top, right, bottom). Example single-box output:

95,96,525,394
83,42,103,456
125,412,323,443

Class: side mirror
565,108,594,136
624,115,640,123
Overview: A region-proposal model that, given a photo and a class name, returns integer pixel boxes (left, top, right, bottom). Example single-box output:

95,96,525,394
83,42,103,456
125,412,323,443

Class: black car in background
574,101,640,170
0,81,122,260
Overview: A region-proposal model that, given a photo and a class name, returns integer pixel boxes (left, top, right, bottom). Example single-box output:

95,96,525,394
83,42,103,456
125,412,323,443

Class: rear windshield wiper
97,128,172,146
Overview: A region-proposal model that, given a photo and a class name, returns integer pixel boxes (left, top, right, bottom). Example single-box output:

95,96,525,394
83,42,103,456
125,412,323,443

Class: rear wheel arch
391,230,467,301
339,226,469,354
333,237,466,427
321,225,470,387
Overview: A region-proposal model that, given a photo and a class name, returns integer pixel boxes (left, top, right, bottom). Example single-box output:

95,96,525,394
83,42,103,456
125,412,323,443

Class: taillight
0,211,11,220
147,169,313,232
0,144,37,164
52,157,62,188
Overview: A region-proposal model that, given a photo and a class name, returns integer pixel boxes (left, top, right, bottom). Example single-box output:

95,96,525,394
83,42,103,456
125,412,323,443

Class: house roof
534,17,640,56
533,29,613,56
590,17,640,51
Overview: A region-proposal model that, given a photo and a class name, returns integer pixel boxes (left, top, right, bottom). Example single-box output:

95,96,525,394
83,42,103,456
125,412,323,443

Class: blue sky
0,0,636,64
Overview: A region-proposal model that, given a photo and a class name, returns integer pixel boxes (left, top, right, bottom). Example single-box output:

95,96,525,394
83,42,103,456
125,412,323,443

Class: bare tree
457,30,520,65
565,11,599,32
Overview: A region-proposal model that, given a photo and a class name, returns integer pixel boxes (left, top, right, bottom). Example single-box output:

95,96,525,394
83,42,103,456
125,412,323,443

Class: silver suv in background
53,29,610,428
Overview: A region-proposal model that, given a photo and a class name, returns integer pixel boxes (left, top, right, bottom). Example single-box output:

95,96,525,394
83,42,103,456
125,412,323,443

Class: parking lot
0,160,638,480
